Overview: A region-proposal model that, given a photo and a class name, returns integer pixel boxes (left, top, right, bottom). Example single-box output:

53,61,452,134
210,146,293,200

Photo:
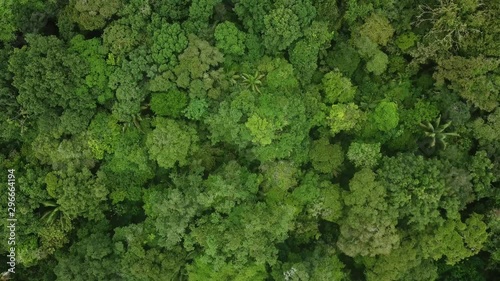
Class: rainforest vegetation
1,0,500,280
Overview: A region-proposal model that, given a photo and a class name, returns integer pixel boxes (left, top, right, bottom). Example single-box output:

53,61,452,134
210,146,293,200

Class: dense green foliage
1,0,499,280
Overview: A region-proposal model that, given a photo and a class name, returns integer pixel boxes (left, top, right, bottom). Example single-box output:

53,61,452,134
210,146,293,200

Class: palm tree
235,71,265,93
419,115,459,150
41,200,71,231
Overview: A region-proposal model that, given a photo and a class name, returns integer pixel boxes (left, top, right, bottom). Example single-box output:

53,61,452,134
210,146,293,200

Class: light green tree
373,101,399,132
322,70,357,103
420,214,488,265
67,0,121,31
328,103,364,135
337,169,400,257
347,142,381,168
263,7,301,52
146,118,198,169
245,114,276,146
359,13,395,46
215,21,246,56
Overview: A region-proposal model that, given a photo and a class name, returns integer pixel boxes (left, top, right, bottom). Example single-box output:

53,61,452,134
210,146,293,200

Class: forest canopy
0,0,499,280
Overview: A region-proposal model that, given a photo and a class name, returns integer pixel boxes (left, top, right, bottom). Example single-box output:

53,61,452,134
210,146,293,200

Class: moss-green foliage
309,138,344,175
347,142,381,168
326,41,360,77
396,32,418,52
8,34,95,135
103,21,140,56
146,117,198,169
434,56,500,112
2,0,500,280
149,19,188,69
150,90,188,118
420,213,488,265
338,168,400,257
290,21,334,84
67,0,121,31
322,70,357,103
328,102,364,135
373,101,399,132
263,7,301,52
359,13,394,46
214,21,246,56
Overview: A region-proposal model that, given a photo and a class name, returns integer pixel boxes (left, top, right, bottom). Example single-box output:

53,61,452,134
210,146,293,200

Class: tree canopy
1,0,499,280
